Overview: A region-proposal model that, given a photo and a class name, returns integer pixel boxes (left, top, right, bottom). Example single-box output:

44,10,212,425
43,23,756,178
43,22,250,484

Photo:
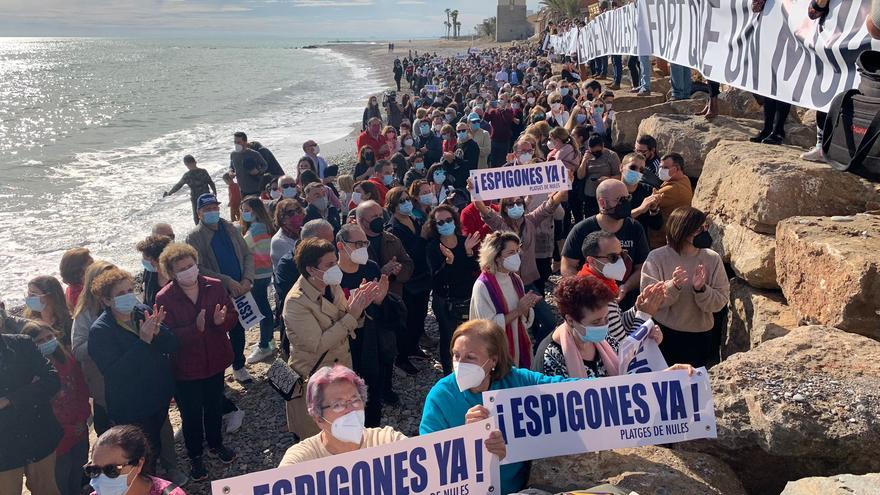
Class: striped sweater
244,222,273,280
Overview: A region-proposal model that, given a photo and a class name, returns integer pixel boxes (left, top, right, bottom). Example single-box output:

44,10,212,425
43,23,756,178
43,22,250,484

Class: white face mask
551,102,562,112
348,246,369,265
319,265,343,286
234,144,244,153
658,168,672,182
453,360,488,392
502,253,521,272
547,140,557,150
350,191,363,205
176,264,199,286
599,257,627,281
518,152,533,164
329,410,365,444
315,145,321,154
270,190,282,200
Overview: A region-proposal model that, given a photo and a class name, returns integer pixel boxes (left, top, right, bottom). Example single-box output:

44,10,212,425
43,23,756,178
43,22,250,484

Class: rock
684,326,880,495
775,214,880,338
605,90,666,112
529,446,747,495
781,473,880,495
716,87,763,118
794,106,819,129
723,278,797,357
693,141,880,234
612,98,706,152
710,222,778,289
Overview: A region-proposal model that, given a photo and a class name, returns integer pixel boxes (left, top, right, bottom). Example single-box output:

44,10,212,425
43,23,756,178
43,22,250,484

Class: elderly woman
87,268,177,473
270,198,305,271
282,238,379,439
25,275,73,347
85,426,186,495
641,206,730,367
469,232,542,369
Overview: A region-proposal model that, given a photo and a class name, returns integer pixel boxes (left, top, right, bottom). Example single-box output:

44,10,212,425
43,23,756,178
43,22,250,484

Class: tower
496,0,532,42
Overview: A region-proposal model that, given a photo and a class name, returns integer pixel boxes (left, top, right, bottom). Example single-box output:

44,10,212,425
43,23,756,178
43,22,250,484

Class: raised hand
374,274,389,304
439,243,454,264
213,303,227,325
381,256,401,276
635,281,667,316
671,266,688,290
464,232,481,251
692,264,707,291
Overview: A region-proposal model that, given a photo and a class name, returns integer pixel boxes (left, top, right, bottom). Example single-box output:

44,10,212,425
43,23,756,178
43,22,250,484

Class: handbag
266,350,328,402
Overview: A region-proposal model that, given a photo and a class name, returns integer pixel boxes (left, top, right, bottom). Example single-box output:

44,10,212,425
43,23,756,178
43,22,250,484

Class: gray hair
301,219,333,241
581,230,618,259
355,200,382,222
336,223,364,243
306,365,368,419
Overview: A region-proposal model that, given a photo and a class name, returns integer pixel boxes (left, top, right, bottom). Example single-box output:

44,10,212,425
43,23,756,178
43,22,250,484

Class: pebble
792,393,806,402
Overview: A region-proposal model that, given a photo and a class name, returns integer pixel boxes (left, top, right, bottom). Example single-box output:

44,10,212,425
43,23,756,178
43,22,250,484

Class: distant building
496,0,532,42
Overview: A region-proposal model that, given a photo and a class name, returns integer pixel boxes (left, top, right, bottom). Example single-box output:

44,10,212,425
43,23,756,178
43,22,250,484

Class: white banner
483,369,717,465
212,420,501,495
618,320,669,374
469,160,570,202
548,0,880,112
233,291,264,330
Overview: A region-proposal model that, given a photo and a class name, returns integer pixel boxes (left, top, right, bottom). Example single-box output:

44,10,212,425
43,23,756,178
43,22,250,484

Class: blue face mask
560,88,570,96
113,293,139,314
471,122,480,131
142,260,157,273
399,200,414,215
506,204,525,219
576,113,587,124
437,222,455,236
38,338,59,357
419,193,434,206
25,295,44,312
241,211,254,223
414,162,425,171
383,174,394,186
576,322,609,343
433,172,446,184
623,169,643,185
202,211,220,225
420,124,431,136
90,473,131,495
457,131,468,141
282,186,297,198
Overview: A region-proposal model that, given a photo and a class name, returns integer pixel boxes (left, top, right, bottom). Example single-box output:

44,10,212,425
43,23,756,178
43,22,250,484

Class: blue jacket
88,307,178,423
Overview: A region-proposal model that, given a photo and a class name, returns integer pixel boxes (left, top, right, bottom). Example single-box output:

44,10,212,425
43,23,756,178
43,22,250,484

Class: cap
468,112,481,122
196,193,220,210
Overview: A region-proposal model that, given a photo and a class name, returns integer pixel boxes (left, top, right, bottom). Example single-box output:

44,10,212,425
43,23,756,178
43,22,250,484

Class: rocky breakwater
611,97,705,152
682,326,880,495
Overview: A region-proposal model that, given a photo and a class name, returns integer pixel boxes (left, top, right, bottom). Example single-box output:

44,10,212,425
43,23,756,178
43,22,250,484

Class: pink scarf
554,323,620,378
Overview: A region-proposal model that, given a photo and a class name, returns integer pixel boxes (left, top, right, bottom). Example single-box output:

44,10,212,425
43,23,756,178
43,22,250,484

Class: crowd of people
1,31,744,495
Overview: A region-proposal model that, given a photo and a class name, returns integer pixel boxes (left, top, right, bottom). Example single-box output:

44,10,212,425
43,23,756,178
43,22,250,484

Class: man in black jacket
0,333,62,495
230,131,268,197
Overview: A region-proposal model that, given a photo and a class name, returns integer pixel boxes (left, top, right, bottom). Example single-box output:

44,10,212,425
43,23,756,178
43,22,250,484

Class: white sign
618,320,669,374
211,419,501,495
548,0,880,112
469,160,571,202
233,291,264,329
424,84,439,94
483,369,717,465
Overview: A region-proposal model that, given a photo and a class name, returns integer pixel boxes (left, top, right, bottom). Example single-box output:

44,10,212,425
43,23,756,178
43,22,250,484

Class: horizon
0,0,543,39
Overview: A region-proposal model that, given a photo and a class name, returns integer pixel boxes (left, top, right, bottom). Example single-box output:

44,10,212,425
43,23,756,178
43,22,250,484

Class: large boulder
716,87,763,119
709,222,778,289
723,278,798,357
605,90,666,112
693,141,880,235
685,326,880,495
611,98,705,152
776,214,880,338
529,446,747,495
780,473,880,495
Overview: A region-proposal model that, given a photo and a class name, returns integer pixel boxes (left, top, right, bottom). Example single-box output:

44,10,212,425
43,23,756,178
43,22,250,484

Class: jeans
639,56,652,91
595,56,608,76
670,64,693,99
611,55,623,85
253,277,274,348
54,438,88,495
175,372,225,459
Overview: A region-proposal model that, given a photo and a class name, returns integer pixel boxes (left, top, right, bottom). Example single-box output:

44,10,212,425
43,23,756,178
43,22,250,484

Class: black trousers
175,372,225,459
760,98,791,138
708,80,721,97
229,321,245,370
657,324,716,368
116,409,167,474
401,289,430,357
92,403,112,436
432,297,468,375
627,56,641,87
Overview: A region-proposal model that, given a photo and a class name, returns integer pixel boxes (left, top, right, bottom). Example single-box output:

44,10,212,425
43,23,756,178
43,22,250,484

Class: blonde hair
74,261,116,318
478,231,521,272
158,243,199,281
337,174,355,194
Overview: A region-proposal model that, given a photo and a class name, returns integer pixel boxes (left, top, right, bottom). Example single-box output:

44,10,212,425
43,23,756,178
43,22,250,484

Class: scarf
478,271,531,369
554,323,620,378
577,264,620,298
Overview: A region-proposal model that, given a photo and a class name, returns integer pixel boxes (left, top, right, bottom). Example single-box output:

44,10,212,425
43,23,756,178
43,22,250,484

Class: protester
302,140,329,178
185,193,255,383
546,91,569,128
357,117,389,159
303,182,342,234
163,155,217,225
85,425,187,495
25,275,73,347
22,321,90,495
136,235,173,307
0,333,62,495
59,247,93,311
240,196,277,364
641,207,730,367
576,134,621,217
249,141,285,178
222,172,242,222
485,99,516,166
750,97,791,145
270,198,304,270
282,238,379,439
634,134,661,173
644,153,693,249
366,160,393,205
156,243,237,480
468,112,491,168
361,97,382,132
230,132,268,197
353,146,377,182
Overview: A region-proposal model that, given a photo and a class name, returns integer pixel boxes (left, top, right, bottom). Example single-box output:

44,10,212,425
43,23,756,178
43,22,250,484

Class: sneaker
630,86,642,93
224,409,245,433
637,89,652,97
761,134,784,145
800,145,825,162
395,357,419,376
608,83,621,90
749,132,769,143
383,389,401,405
232,367,254,383
189,457,207,482
267,339,277,352
210,445,237,464
245,345,273,365
165,467,190,487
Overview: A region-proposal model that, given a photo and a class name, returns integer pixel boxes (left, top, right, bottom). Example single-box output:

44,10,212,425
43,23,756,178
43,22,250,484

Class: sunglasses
596,251,625,264
83,462,135,479
281,183,296,189
435,217,454,226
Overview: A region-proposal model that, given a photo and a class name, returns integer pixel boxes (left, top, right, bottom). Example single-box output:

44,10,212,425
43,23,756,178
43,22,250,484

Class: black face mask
693,230,713,249
586,93,595,101
592,149,603,158
369,217,385,235
607,198,632,220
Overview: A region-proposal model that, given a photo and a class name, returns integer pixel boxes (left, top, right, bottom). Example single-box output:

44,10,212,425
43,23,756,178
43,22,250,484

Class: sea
0,38,385,303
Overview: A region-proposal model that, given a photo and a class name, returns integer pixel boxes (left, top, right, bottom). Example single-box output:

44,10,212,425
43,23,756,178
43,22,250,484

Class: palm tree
454,20,462,38
445,8,452,39
540,0,582,21
450,9,460,38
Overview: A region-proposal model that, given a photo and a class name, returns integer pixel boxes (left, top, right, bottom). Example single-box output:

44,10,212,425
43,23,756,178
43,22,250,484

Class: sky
0,0,543,39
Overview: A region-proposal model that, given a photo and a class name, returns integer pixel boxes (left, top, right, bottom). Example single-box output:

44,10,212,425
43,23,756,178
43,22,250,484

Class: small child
164,155,217,225
336,174,354,217
223,171,242,222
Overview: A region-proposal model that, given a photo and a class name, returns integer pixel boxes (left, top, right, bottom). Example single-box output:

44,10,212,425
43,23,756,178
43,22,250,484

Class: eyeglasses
321,397,364,414
344,239,370,249
504,200,526,207
83,462,136,479
596,251,625,264
435,217,454,226
281,183,296,189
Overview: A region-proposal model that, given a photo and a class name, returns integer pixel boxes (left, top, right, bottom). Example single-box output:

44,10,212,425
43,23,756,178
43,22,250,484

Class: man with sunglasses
562,179,650,310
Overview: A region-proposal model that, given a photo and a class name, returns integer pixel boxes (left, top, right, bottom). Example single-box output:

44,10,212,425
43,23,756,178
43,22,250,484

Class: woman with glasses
270,199,305,271
85,425,186,495
640,207,730,367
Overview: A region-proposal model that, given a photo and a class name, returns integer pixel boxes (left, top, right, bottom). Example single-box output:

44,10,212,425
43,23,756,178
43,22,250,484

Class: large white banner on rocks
549,0,880,112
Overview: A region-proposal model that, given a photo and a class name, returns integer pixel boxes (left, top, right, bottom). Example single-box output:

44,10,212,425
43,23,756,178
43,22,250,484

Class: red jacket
442,137,457,153
49,352,91,455
356,131,388,159
367,177,389,206
155,276,236,381
460,202,499,239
